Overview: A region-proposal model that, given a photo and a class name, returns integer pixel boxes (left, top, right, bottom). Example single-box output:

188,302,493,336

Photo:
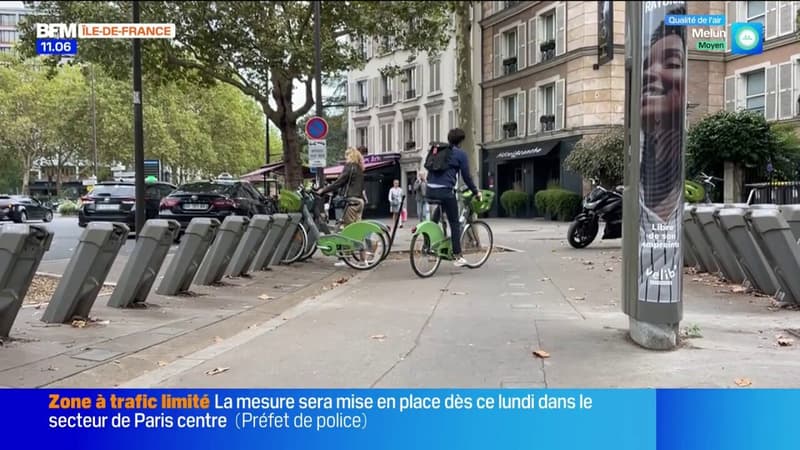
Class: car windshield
91,185,135,197
174,183,235,196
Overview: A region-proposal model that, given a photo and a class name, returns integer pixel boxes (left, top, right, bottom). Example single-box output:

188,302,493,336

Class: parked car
158,180,270,229
78,181,177,230
0,195,54,223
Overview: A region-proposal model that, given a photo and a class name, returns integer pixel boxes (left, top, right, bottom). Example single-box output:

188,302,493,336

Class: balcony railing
382,94,393,105
502,122,518,139
502,56,517,75
404,141,416,150
540,40,556,62
405,89,416,100
540,115,555,132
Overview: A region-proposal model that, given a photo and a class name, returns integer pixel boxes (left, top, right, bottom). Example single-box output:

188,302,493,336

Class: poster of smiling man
637,1,687,305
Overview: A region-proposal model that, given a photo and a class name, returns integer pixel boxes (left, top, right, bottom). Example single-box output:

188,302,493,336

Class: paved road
38,215,142,261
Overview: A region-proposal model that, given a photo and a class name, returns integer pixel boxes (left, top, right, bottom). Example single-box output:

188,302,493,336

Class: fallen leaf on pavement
71,320,86,329
568,288,576,291
214,336,224,344
248,324,258,329
440,288,449,292
691,278,703,282
540,278,550,281
730,286,748,293
582,261,594,265
336,277,349,284
157,361,168,367
205,367,230,376
532,350,550,359
734,378,752,387
777,336,794,347
451,291,467,296
258,294,274,301
573,296,586,301
605,267,614,272
112,360,121,365
370,334,386,341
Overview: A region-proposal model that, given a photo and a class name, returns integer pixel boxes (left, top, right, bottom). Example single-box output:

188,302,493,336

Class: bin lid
716,208,747,228
749,208,790,233
185,218,220,236
248,215,272,230
137,220,178,240
692,206,717,224
82,222,129,246
219,215,248,232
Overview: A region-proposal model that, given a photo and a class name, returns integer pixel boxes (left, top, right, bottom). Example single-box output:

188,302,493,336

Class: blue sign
305,117,329,140
665,14,726,26
36,38,77,56
731,22,763,55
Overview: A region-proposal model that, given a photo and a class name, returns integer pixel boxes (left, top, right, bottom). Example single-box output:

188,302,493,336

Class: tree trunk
455,2,478,185
271,74,303,189
20,150,32,195
56,152,63,197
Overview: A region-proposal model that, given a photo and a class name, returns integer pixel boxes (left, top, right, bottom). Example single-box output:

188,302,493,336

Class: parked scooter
567,179,623,248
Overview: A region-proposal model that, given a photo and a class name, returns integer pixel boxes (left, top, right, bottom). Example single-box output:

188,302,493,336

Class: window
403,67,416,99
745,70,766,116
502,95,518,138
356,80,368,106
0,30,17,44
539,83,556,131
358,37,368,60
540,11,556,62
0,47,9,53
428,113,441,143
0,14,16,27
380,36,395,54
403,119,415,149
746,1,766,26
356,127,368,148
380,123,394,152
502,29,518,74
429,59,441,93
381,74,393,105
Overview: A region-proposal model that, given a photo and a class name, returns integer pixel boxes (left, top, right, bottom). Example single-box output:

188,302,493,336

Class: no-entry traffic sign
305,116,329,140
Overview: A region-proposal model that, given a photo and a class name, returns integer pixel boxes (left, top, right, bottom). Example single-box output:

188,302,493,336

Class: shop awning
495,139,560,162
324,160,395,177
240,162,284,181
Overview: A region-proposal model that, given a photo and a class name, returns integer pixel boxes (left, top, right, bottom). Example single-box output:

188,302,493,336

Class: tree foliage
686,110,800,180
564,127,625,188
19,1,453,188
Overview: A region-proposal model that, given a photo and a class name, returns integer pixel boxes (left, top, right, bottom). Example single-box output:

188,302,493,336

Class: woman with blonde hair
317,147,365,226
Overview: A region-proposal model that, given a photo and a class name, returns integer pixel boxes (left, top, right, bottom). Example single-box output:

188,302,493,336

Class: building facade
346,8,482,218
480,0,800,217
0,4,29,53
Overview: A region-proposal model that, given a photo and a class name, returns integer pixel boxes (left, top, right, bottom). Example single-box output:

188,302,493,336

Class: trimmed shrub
58,200,79,216
500,190,528,217
535,188,582,221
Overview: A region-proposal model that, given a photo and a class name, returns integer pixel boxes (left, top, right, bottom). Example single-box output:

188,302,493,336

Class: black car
158,180,269,229
78,182,177,230
0,195,54,223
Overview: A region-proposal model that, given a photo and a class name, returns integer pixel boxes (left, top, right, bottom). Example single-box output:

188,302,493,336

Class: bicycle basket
279,190,303,213
684,180,705,203
462,189,495,214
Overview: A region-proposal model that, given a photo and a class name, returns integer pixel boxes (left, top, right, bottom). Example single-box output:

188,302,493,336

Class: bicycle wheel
282,223,308,264
298,241,317,262
409,233,441,278
460,221,493,268
343,231,387,270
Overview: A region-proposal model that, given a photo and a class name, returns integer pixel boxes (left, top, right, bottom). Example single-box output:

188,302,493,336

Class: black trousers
426,187,461,256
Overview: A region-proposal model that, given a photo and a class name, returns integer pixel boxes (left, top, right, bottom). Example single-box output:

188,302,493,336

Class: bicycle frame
411,192,470,260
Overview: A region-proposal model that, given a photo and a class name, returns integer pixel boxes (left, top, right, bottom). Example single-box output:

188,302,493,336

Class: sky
1,0,335,113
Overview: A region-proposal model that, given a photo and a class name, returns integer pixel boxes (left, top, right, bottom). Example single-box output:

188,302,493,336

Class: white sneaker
453,256,468,267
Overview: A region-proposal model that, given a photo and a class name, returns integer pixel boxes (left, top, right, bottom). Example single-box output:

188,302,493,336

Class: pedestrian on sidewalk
389,179,404,229
425,128,481,267
413,171,429,222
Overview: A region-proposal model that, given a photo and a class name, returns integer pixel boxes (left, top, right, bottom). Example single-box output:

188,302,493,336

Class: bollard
270,213,302,267
227,215,272,277
194,215,248,286
693,206,746,284
0,224,53,338
780,205,800,242
107,219,180,308
251,214,288,271
41,222,128,323
747,208,800,304
716,208,779,296
155,218,219,296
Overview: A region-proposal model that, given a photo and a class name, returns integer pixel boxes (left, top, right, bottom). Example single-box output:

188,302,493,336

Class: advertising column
622,1,688,349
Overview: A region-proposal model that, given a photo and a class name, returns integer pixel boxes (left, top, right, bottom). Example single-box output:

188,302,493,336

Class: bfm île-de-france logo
731,22,763,55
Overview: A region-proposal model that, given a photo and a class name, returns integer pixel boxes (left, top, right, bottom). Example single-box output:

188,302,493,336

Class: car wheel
43,211,53,223
13,211,27,224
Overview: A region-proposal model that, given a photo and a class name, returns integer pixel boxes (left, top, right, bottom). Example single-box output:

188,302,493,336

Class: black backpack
424,142,453,173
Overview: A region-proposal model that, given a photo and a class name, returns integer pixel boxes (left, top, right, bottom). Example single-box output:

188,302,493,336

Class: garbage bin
693,205,746,283
156,218,219,296
228,214,272,277
780,205,800,242
194,215,248,286
746,208,800,304
0,224,53,338
715,207,779,296
683,205,718,274
251,214,286,271
41,222,129,324
107,219,180,308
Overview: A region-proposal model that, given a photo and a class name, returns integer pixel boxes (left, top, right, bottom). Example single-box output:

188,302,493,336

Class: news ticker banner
35,23,175,56
0,389,798,449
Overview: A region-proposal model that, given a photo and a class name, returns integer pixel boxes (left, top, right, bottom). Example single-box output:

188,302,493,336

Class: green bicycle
409,188,495,278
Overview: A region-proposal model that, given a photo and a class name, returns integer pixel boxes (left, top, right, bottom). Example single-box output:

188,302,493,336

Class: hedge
58,200,79,216
500,190,528,217
534,188,582,221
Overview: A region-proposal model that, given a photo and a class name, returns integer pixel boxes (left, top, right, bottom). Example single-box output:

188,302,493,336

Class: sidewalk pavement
4,218,797,388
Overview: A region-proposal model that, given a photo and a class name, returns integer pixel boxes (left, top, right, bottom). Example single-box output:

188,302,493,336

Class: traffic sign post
305,116,329,140
308,140,327,169
306,116,328,187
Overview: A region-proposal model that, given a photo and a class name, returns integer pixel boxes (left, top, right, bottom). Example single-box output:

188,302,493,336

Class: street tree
20,1,453,188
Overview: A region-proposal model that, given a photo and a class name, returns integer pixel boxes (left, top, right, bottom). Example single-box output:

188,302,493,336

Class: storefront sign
363,153,401,164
